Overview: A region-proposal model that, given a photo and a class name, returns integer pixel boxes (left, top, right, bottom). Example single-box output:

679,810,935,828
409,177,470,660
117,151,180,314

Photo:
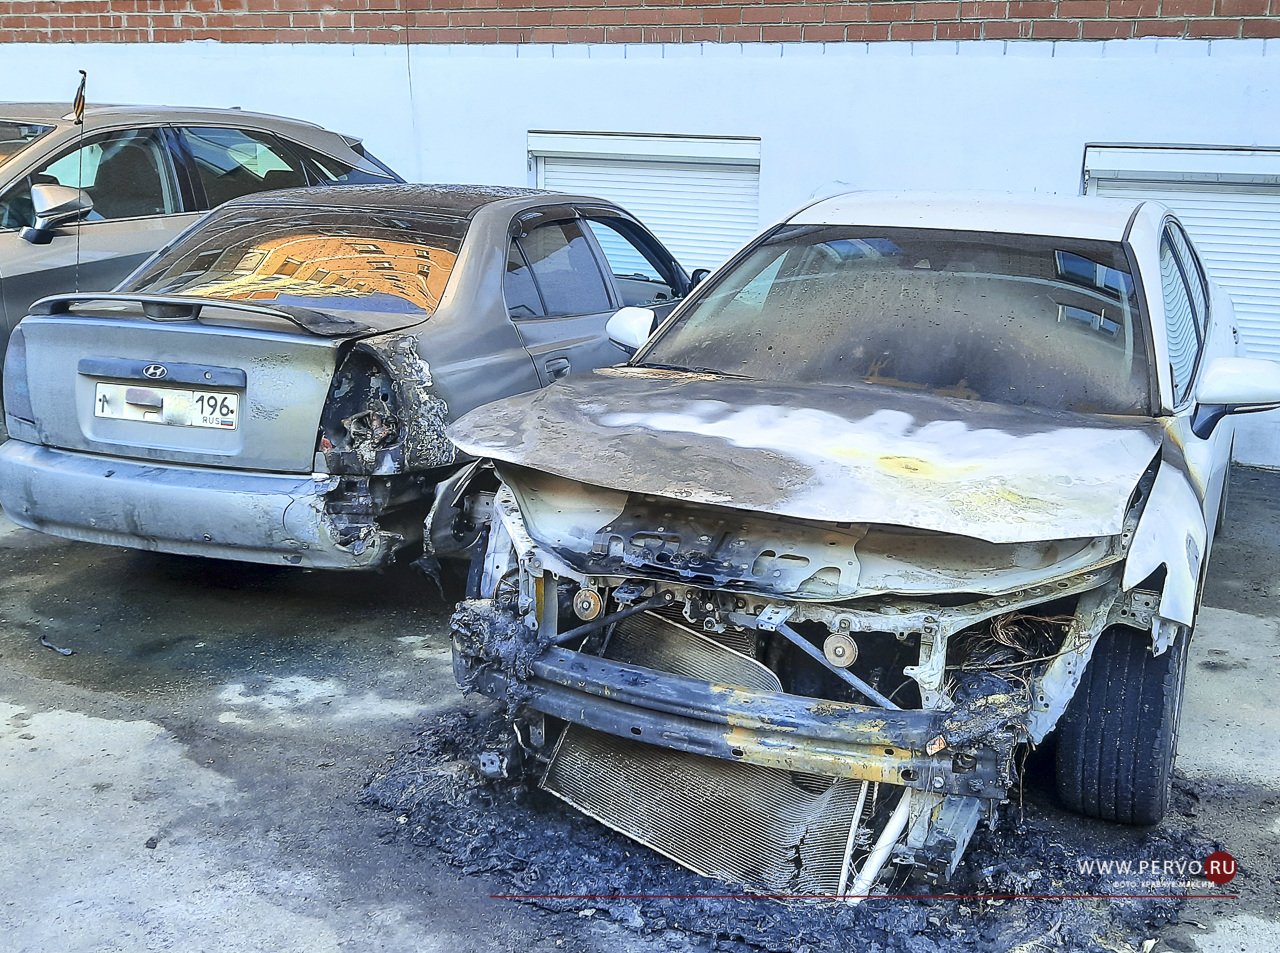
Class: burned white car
438,193,1280,895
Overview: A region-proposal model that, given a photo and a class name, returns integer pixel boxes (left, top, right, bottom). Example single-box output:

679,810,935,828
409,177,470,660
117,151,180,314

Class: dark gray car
0,184,689,569
0,103,401,361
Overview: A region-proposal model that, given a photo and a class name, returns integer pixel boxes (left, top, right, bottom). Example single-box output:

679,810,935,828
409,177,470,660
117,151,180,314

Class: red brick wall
1,0,1277,44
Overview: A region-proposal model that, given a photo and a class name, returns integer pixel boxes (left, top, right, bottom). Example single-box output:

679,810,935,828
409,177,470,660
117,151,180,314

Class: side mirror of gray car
20,184,95,245
690,267,712,287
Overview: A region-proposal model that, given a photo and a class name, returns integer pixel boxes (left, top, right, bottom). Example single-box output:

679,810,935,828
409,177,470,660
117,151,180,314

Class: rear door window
513,220,611,318
179,127,309,208
504,241,544,319
295,144,397,185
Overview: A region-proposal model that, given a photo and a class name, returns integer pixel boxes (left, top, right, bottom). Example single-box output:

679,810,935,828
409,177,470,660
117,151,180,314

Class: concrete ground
0,467,1276,953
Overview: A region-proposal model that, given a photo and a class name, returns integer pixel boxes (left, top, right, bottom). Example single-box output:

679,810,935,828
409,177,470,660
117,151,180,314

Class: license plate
94,382,239,430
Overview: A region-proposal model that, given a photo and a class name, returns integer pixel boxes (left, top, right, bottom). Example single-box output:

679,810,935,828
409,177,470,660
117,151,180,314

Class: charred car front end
445,372,1174,894
437,194,1280,896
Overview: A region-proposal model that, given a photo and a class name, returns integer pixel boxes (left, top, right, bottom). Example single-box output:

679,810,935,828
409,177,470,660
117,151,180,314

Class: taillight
316,347,401,474
3,325,35,423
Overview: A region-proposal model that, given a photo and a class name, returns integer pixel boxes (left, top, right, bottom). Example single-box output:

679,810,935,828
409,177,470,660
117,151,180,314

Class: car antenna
71,69,87,293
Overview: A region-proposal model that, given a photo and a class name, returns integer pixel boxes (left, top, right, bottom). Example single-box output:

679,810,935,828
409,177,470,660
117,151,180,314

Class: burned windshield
642,225,1152,415
125,206,468,316
0,120,53,164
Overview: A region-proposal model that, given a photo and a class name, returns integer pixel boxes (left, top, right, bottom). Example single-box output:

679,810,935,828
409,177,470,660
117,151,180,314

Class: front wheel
1054,624,1189,825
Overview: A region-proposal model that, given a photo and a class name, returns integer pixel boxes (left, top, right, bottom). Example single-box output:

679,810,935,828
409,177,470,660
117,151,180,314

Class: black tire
1054,624,1189,826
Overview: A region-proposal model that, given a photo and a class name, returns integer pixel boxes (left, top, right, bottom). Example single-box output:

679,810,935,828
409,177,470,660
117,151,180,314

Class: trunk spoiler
29,293,375,338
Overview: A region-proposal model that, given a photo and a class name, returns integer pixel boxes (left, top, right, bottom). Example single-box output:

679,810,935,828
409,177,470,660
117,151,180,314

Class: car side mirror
606,306,656,354
1191,356,1280,438
20,183,94,245
690,267,712,287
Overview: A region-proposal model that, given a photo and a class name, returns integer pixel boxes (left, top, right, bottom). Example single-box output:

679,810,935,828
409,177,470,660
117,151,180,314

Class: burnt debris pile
364,705,1215,953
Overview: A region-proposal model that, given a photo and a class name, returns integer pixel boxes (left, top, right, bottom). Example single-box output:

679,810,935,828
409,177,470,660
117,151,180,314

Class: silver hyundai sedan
0,184,689,569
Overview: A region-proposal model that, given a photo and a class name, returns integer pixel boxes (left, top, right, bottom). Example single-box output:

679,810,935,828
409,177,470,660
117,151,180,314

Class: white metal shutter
1089,177,1280,362
537,155,760,271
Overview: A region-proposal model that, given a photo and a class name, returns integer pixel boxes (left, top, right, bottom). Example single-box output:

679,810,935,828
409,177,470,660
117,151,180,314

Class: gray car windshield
642,225,1152,415
0,120,54,164
125,205,469,316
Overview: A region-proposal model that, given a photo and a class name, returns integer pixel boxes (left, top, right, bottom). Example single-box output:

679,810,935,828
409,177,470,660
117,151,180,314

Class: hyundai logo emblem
142,364,168,380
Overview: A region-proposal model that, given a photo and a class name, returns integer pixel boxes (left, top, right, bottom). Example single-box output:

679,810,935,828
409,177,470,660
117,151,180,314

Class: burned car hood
449,367,1164,546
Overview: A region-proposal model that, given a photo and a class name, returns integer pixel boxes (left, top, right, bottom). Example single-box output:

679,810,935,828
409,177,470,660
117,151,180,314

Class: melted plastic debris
365,705,1219,953
450,600,548,709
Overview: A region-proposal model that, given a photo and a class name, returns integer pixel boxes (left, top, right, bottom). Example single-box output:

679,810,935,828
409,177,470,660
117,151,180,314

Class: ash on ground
363,704,1218,953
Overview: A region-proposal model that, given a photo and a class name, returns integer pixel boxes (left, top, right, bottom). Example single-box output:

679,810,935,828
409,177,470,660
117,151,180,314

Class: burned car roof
794,190,1160,242
448,366,1164,545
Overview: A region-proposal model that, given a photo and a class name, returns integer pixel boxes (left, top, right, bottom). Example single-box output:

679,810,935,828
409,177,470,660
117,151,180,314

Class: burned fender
320,333,455,476
1122,458,1206,639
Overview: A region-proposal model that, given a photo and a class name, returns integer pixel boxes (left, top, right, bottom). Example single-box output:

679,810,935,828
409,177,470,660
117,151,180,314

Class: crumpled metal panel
542,611,875,895
544,727,869,895
503,467,1124,600
450,367,1162,544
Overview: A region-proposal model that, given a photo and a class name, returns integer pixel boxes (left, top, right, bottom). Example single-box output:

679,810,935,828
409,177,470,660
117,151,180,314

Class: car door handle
545,357,571,380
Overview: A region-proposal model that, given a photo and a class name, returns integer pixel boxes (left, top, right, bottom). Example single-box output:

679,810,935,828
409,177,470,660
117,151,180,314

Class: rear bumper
0,440,392,569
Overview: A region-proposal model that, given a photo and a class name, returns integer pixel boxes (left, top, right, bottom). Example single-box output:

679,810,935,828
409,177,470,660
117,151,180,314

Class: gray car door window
0,127,199,342
584,217,679,310
179,127,309,208
0,127,179,227
519,220,612,317
504,241,544,319
505,218,622,384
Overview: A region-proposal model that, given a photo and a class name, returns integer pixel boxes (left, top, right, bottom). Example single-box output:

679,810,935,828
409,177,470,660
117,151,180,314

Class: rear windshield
124,205,469,316
642,224,1152,415
0,120,54,165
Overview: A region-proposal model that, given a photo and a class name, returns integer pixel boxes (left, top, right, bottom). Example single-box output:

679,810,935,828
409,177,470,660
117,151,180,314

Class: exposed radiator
601,610,777,690
543,611,871,895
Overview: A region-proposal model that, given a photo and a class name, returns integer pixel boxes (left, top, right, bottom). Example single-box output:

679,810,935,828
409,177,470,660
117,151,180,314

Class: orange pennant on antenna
72,70,87,125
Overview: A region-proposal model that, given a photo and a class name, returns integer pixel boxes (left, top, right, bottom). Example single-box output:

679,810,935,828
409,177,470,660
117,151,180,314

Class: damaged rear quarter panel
320,333,455,478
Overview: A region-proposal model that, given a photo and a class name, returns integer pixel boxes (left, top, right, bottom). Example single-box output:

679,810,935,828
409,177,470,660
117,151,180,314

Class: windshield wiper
632,361,753,379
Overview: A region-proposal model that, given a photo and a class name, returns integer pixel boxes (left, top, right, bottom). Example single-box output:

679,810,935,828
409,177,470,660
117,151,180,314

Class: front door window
0,127,179,228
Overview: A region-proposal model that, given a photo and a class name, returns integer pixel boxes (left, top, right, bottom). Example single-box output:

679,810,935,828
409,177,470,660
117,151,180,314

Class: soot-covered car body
441,193,1280,896
0,184,689,568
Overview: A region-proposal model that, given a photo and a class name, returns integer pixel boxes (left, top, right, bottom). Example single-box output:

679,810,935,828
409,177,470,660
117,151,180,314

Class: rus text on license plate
93,382,239,430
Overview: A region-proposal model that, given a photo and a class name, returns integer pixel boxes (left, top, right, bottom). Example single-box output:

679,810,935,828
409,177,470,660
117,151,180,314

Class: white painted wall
4,37,1280,463
4,39,1278,218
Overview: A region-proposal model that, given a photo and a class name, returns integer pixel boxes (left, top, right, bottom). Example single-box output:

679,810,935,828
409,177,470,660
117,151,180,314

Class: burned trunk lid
16,295,406,473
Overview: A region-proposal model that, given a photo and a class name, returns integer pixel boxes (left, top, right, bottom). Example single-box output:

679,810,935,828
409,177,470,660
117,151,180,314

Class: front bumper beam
457,642,1013,799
